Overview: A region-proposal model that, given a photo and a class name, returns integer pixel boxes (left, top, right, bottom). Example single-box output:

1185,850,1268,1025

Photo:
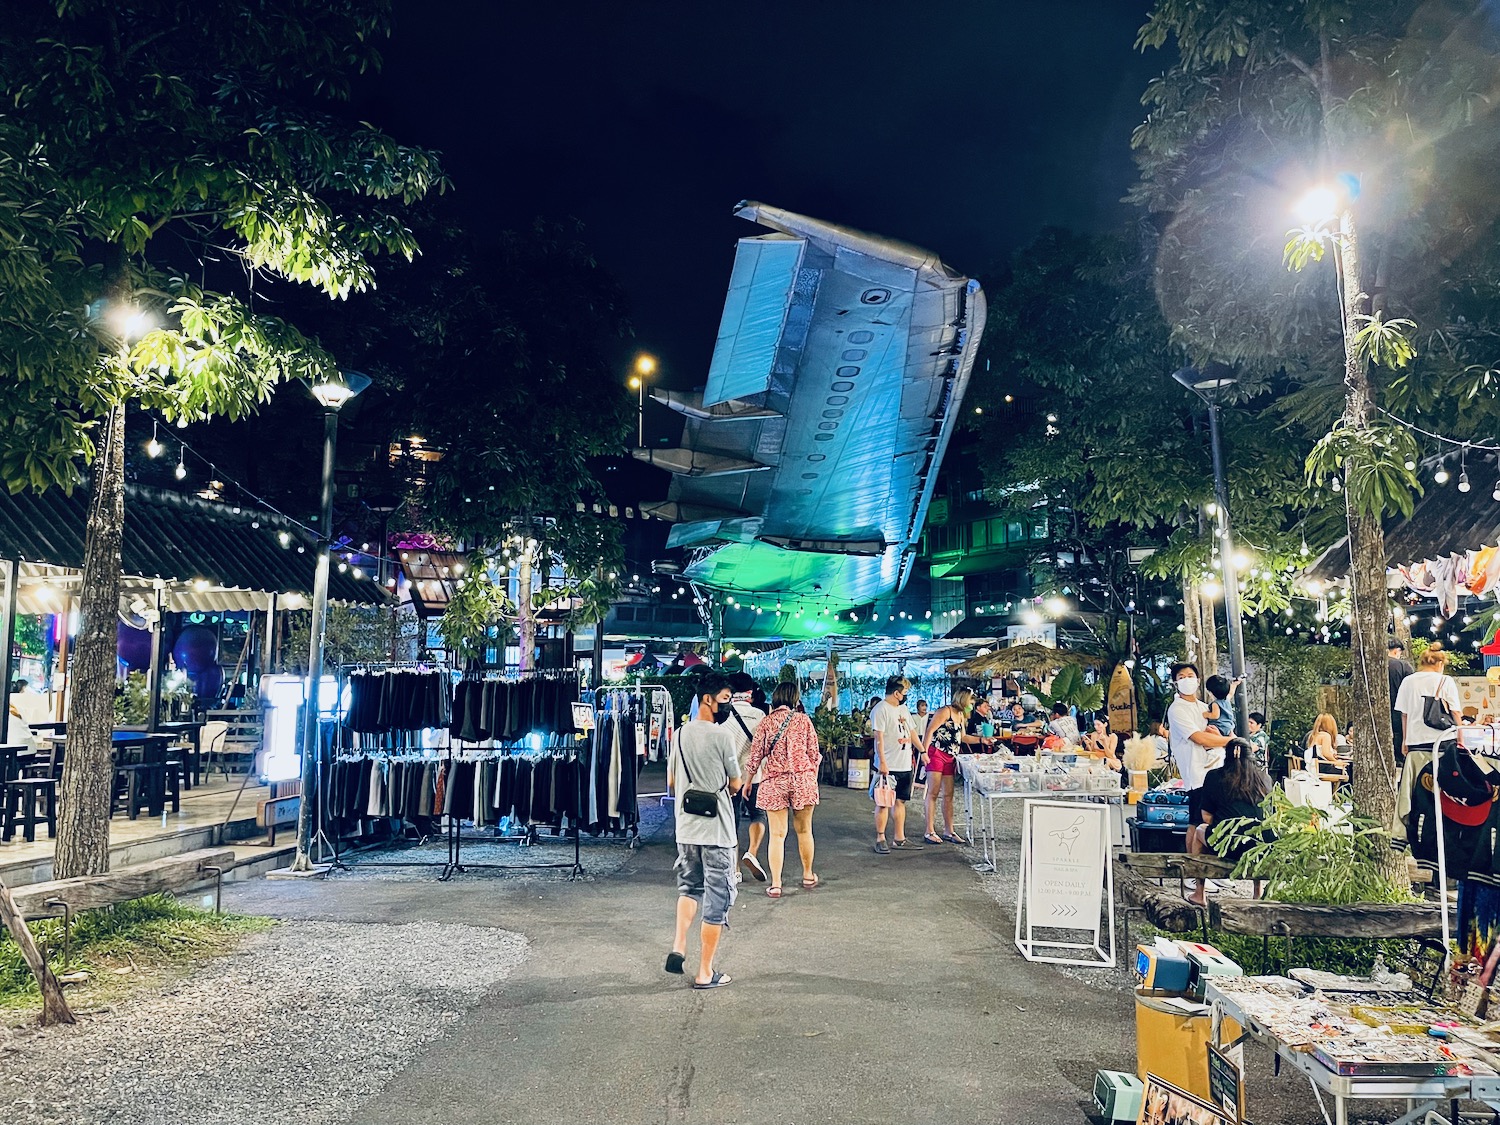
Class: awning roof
0,484,385,611
1307,455,1500,582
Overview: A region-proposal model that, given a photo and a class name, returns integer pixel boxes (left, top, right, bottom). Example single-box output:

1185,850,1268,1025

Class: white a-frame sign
1014,799,1115,966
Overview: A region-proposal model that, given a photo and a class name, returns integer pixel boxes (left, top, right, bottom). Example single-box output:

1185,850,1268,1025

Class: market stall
1206,973,1500,1125
958,750,1124,872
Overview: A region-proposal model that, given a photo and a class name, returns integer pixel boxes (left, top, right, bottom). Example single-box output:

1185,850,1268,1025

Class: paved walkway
221,768,1337,1124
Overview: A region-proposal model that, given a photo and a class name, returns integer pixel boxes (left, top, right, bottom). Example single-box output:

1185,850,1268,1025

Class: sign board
1006,624,1057,647
1207,1043,1243,1121
1014,799,1114,966
571,702,595,732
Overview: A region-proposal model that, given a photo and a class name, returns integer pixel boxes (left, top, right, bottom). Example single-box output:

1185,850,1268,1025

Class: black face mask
713,701,733,723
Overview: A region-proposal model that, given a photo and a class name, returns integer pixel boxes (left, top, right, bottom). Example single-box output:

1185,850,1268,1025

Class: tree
968,229,1314,678
1133,1,1500,853
0,1,442,877
304,214,635,662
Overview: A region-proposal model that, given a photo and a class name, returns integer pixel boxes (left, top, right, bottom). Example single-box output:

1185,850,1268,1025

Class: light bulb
1330,476,1342,492
1435,468,1450,485
146,438,163,458
1492,483,1500,502
1458,472,1471,493
174,460,186,481
1404,458,1416,471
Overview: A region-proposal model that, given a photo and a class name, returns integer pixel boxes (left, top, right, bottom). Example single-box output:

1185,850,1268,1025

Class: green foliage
0,1,445,490
285,604,420,673
0,893,268,1006
1036,664,1105,714
328,215,634,576
1408,637,1476,676
1213,789,1414,905
1350,315,1418,371
1247,634,1351,759
1138,922,1427,979
810,708,865,753
1304,421,1423,521
436,562,514,665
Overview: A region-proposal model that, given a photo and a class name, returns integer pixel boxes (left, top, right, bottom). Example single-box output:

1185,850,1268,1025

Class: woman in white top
1395,643,1463,759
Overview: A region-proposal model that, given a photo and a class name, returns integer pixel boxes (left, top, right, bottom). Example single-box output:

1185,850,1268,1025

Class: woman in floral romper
744,681,823,898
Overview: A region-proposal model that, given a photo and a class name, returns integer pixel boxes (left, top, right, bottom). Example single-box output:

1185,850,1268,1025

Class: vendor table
1205,978,1500,1125
957,754,1124,872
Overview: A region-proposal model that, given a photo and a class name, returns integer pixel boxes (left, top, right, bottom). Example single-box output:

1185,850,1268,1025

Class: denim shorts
674,843,737,926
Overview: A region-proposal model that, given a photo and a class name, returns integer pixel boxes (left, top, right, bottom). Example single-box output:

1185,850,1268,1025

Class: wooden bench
14,848,235,918
0,847,235,1026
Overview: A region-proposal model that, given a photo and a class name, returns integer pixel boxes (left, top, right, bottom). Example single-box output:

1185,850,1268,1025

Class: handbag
1424,675,1458,732
675,733,724,819
871,774,897,808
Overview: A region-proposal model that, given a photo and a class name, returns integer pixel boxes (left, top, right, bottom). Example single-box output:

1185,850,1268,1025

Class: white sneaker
733,869,743,885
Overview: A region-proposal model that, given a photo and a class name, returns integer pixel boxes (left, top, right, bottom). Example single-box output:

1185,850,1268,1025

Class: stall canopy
0,484,386,612
638,201,986,641
948,642,1105,680
1305,456,1499,616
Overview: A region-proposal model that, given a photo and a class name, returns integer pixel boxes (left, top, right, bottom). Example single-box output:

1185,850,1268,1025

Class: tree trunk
55,404,125,879
1335,209,1401,879
1393,602,1412,650
0,879,74,1026
1183,577,1201,666
517,549,534,673
1198,586,1219,677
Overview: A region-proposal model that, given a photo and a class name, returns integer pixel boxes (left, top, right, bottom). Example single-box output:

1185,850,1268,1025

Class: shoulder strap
730,706,754,741
675,731,697,788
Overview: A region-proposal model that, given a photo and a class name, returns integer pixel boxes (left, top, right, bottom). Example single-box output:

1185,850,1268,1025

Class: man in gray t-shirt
666,674,742,989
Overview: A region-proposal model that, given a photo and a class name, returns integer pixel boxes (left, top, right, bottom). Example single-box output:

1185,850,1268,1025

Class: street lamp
1173,363,1249,736
290,369,371,872
630,354,656,447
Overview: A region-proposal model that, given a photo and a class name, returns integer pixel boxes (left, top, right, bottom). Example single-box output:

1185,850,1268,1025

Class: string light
146,422,163,459
174,448,187,480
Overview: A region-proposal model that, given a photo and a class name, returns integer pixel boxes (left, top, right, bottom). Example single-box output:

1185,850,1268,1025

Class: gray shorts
674,843,737,926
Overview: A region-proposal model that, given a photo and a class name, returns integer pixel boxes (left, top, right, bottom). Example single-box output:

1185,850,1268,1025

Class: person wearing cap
723,672,768,883
1389,640,1415,765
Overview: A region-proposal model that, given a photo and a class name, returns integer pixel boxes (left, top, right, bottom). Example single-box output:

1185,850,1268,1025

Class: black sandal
665,951,685,975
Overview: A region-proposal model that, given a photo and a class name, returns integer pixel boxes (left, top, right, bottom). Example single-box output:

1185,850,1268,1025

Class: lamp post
1174,364,1249,737
630,353,656,447
290,370,371,872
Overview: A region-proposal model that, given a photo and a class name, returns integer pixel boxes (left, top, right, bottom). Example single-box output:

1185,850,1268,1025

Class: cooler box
1092,1070,1144,1122
1134,992,1242,1101
847,758,871,789
1140,789,1191,825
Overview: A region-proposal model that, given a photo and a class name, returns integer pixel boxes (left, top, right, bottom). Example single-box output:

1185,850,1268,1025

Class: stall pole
0,559,17,742
54,595,71,722
262,592,277,677
145,585,164,733
291,408,339,872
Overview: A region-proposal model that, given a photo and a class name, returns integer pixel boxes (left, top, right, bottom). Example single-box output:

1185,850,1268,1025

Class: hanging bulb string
1372,404,1500,451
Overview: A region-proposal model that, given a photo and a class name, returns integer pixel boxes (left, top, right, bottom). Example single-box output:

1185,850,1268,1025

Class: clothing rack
316,660,454,874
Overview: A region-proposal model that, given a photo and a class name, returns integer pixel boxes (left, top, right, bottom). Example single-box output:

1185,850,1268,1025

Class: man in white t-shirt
870,675,918,854
1166,661,1231,901
666,674,742,990
723,673,767,883
1395,645,1462,756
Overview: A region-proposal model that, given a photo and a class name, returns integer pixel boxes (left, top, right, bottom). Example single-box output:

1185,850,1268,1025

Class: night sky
362,1,1161,392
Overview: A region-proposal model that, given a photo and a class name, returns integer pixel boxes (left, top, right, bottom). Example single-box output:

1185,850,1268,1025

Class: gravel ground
0,920,527,1125
326,796,675,883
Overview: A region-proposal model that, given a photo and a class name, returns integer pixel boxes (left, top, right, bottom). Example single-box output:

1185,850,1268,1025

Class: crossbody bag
675,732,724,819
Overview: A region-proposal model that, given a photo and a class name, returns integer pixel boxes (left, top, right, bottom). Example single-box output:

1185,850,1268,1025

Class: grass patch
1136,922,1443,983
0,893,271,1009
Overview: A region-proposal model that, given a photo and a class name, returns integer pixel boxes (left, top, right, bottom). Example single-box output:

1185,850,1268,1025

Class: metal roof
637,202,985,641
0,484,385,608
1306,454,1500,581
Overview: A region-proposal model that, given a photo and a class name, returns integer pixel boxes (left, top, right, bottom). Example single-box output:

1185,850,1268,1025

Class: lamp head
309,370,372,411
1172,363,1238,402
634,354,657,376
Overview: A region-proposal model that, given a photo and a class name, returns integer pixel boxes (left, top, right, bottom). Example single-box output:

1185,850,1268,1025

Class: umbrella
947,642,1103,680
680,652,708,668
